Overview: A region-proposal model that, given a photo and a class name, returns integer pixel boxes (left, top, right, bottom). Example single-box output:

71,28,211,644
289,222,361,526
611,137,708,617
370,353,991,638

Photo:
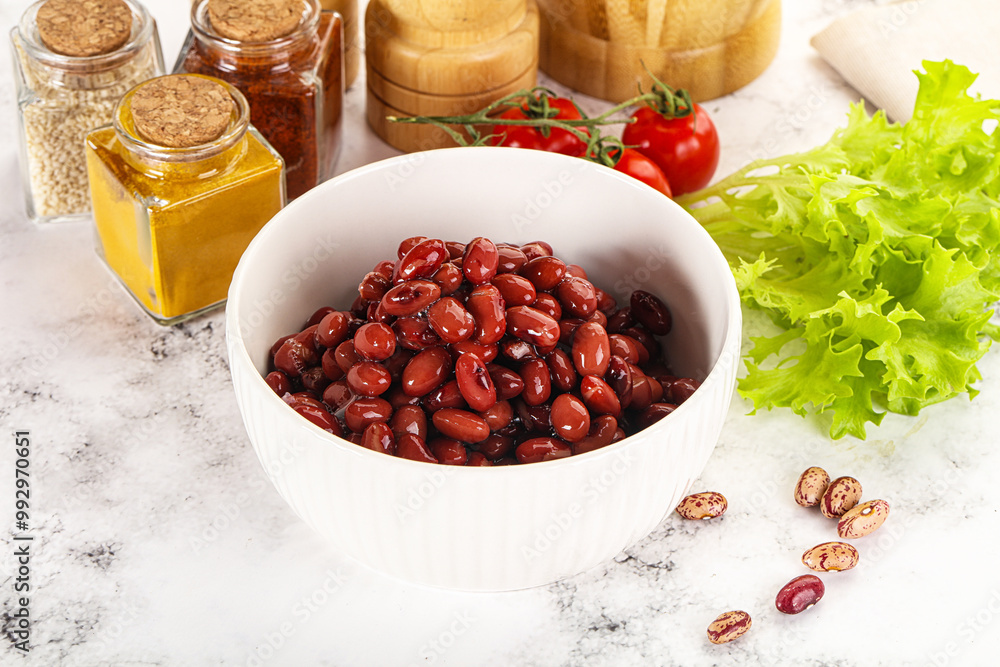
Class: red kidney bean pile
264,236,701,465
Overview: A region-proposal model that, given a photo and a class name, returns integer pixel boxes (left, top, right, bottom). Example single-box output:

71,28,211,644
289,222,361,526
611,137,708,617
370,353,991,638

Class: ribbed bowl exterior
226,148,741,591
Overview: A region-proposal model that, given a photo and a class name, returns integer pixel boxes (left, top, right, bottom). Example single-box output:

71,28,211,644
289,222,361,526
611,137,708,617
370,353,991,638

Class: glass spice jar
176,0,344,200
10,0,165,223
84,73,286,325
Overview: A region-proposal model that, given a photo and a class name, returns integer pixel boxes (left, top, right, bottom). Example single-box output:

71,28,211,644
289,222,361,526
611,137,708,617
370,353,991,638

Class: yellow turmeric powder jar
85,73,286,324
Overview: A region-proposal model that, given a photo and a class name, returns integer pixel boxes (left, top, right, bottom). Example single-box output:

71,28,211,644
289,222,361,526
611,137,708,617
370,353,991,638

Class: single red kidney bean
531,292,562,320
396,235,429,259
422,380,467,412
372,259,395,280
595,288,617,314
520,256,566,291
515,398,551,432
346,361,392,397
445,240,466,260
500,339,539,362
286,392,342,435
359,271,391,302
580,375,621,417
466,284,506,345
556,276,598,318
550,394,591,442
611,428,626,442
392,316,441,350
273,338,318,377
427,296,475,343
269,333,295,361
479,399,512,431
496,244,527,274
401,347,452,397
606,307,635,333
491,273,537,307
547,348,578,393
462,237,500,285
609,334,641,365
349,295,368,319
668,378,701,404
519,241,554,261
366,300,394,325
352,323,396,361
385,384,421,410
622,327,658,363
430,261,463,296
306,306,335,328
571,415,618,455
564,263,587,280
294,325,319,350
572,321,611,376
587,310,608,328
519,358,552,406
381,280,441,317
647,375,664,403
428,437,469,465
322,379,352,411
389,404,428,441
466,451,492,466
344,431,364,445
394,238,448,282
506,306,560,348
265,370,292,396
488,365,524,400
381,347,412,381
300,366,330,393
516,437,572,463
605,355,633,408
630,290,672,335
455,353,497,412
636,403,677,428
361,422,395,455
475,433,515,460
558,318,583,346
775,575,825,615
320,348,345,381
432,408,490,443
450,340,498,363
396,433,438,463
343,397,393,432
627,368,654,411
316,311,350,348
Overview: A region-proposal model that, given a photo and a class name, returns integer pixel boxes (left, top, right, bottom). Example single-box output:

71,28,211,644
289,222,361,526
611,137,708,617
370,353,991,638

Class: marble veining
2,1,1000,666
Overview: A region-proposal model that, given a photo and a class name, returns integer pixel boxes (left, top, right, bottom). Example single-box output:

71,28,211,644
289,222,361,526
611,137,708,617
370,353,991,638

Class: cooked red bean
580,375,621,417
462,237,500,285
608,334,641,364
479,399,513,431
667,377,701,404
556,276,598,318
520,256,566,291
466,451,492,466
496,244,527,273
427,296,475,343
361,422,395,455
396,433,438,463
475,433,515,460
428,437,469,465
547,348,577,393
286,393,342,435
519,358,552,406
306,306,336,327
273,338,317,377
532,292,562,320
622,326,658,363
572,321,611,376
515,399,551,432
265,370,292,396
372,259,395,280
401,347,452,397
595,288,616,314
453,352,496,412
605,355,633,408
466,284,506,345
587,310,608,328
422,380,467,412
432,408,490,443
343,397,393,432
630,290,672,335
520,240,554,260
571,415,618,455
395,238,448,282
516,437,572,463
607,307,635,333
430,261,463,295
381,280,441,317
550,394,591,442
564,263,587,280
449,340,498,363
300,366,330,393
389,404,428,441
558,317,582,346
506,306,560,348
488,365,524,400
500,339,538,362
492,273,537,307
320,348,344,381
346,361,392,397
359,272,391,302
445,240,465,260
392,316,441,350
322,379,352,411
316,311,350,348
636,402,677,428
353,323,396,361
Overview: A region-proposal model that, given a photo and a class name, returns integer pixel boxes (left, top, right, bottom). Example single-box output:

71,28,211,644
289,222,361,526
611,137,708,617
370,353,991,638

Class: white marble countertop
2,1,999,666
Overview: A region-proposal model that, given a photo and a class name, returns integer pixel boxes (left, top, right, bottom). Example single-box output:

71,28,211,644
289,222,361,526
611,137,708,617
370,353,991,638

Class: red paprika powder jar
176,0,343,200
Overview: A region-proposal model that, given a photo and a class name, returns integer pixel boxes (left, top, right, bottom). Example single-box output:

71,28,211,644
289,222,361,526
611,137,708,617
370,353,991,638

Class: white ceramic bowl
226,147,741,591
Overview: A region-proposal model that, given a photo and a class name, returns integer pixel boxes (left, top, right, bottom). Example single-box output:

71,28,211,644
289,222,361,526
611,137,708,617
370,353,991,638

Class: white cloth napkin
810,0,1000,122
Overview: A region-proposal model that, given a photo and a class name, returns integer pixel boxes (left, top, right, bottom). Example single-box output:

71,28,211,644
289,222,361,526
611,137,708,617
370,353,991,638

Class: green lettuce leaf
679,60,1000,439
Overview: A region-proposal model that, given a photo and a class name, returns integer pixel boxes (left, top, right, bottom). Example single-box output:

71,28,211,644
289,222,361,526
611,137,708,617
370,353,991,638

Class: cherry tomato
622,104,719,196
490,94,588,157
609,148,673,198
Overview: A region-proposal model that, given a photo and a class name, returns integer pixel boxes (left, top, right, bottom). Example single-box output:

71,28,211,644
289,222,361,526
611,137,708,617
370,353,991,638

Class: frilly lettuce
678,61,1000,439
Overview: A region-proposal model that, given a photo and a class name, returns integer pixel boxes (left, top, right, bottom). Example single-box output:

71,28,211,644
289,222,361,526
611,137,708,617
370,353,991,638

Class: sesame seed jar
10,0,165,224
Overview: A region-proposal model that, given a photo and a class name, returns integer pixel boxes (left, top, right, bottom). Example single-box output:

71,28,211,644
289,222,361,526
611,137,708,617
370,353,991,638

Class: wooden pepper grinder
366,0,539,152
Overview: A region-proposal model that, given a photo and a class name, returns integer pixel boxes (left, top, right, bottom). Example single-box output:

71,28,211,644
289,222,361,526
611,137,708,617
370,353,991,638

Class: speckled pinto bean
775,575,825,614
706,611,752,645
820,476,863,518
794,466,831,507
675,491,728,520
801,541,860,572
837,499,890,539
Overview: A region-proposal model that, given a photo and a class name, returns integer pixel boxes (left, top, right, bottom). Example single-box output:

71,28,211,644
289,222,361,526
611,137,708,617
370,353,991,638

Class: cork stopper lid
207,0,302,42
131,76,235,148
36,0,133,57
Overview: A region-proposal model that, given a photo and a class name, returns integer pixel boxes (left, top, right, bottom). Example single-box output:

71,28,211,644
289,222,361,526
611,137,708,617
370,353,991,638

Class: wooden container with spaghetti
365,0,539,152
537,0,781,103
